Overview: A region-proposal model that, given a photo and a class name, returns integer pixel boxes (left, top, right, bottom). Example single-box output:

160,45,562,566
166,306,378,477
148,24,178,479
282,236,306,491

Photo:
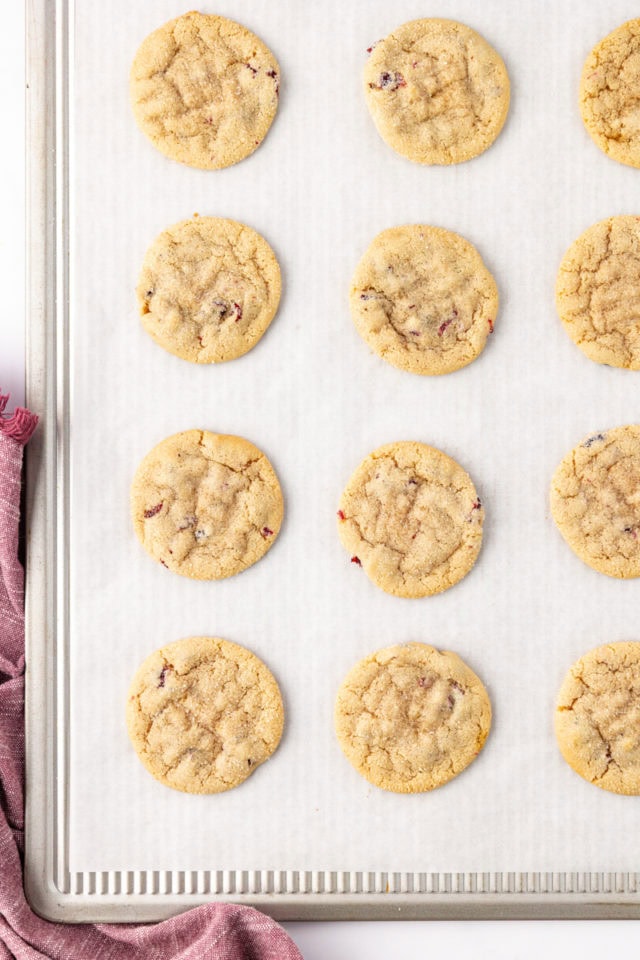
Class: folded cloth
0,395,302,959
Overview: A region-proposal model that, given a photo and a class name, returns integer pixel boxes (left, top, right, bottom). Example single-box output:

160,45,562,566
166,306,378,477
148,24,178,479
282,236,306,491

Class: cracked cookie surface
130,11,280,170
137,217,281,363
556,216,640,369
337,441,483,598
350,225,498,375
335,642,491,793
555,642,640,795
550,425,640,578
363,18,509,165
126,636,284,794
131,430,283,580
580,19,640,168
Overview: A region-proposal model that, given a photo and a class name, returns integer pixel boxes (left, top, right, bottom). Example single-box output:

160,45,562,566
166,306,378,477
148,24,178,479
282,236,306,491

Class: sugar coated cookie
550,425,640,578
130,11,280,169
363,18,509,165
337,441,483,598
131,430,283,580
335,642,491,793
127,636,284,793
556,216,640,369
350,225,498,375
137,217,281,363
580,19,640,168
556,642,640,794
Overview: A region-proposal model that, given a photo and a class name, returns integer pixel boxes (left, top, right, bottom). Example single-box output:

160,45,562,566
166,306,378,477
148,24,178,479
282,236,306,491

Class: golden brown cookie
126,636,284,794
337,441,483,598
335,642,491,793
137,217,281,363
130,11,280,170
556,217,640,369
350,225,498,375
550,425,640,578
580,19,640,168
363,18,510,165
555,642,640,795
131,430,283,580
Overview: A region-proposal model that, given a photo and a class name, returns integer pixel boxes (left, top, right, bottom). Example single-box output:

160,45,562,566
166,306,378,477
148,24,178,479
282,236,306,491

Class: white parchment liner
69,0,640,872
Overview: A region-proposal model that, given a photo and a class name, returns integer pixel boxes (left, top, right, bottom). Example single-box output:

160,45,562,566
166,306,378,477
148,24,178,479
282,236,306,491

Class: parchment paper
68,0,640,873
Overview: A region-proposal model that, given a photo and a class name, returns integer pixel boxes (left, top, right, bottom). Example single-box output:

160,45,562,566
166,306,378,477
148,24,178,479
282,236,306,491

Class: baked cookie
350,225,498,375
337,441,483,598
127,636,284,793
580,19,640,168
550,425,640,578
555,642,640,795
137,217,281,364
131,430,283,580
130,11,280,170
363,18,510,165
556,217,640,369
335,642,491,793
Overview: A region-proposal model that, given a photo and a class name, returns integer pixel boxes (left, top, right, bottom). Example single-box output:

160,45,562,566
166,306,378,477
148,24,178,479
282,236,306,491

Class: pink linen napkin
0,393,303,959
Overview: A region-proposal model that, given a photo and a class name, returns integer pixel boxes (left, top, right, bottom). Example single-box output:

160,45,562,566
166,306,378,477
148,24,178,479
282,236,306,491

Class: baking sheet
66,0,640,877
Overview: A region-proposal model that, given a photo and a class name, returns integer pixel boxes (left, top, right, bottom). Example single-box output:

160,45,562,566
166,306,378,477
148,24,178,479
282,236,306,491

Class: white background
2,1,640,955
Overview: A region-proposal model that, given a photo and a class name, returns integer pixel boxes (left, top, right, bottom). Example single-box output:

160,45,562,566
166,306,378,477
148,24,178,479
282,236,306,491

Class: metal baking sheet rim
22,0,640,922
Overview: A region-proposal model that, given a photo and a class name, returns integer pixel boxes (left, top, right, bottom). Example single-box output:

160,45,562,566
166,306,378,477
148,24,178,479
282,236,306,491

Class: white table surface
2,4,639,956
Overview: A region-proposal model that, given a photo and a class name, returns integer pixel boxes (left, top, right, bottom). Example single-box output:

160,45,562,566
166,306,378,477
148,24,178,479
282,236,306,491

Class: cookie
137,217,281,364
126,636,284,793
555,642,640,795
550,425,640,578
580,19,640,168
363,18,510,165
337,441,483,598
555,217,640,369
350,225,498,375
130,11,280,170
131,430,283,580
335,642,491,793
